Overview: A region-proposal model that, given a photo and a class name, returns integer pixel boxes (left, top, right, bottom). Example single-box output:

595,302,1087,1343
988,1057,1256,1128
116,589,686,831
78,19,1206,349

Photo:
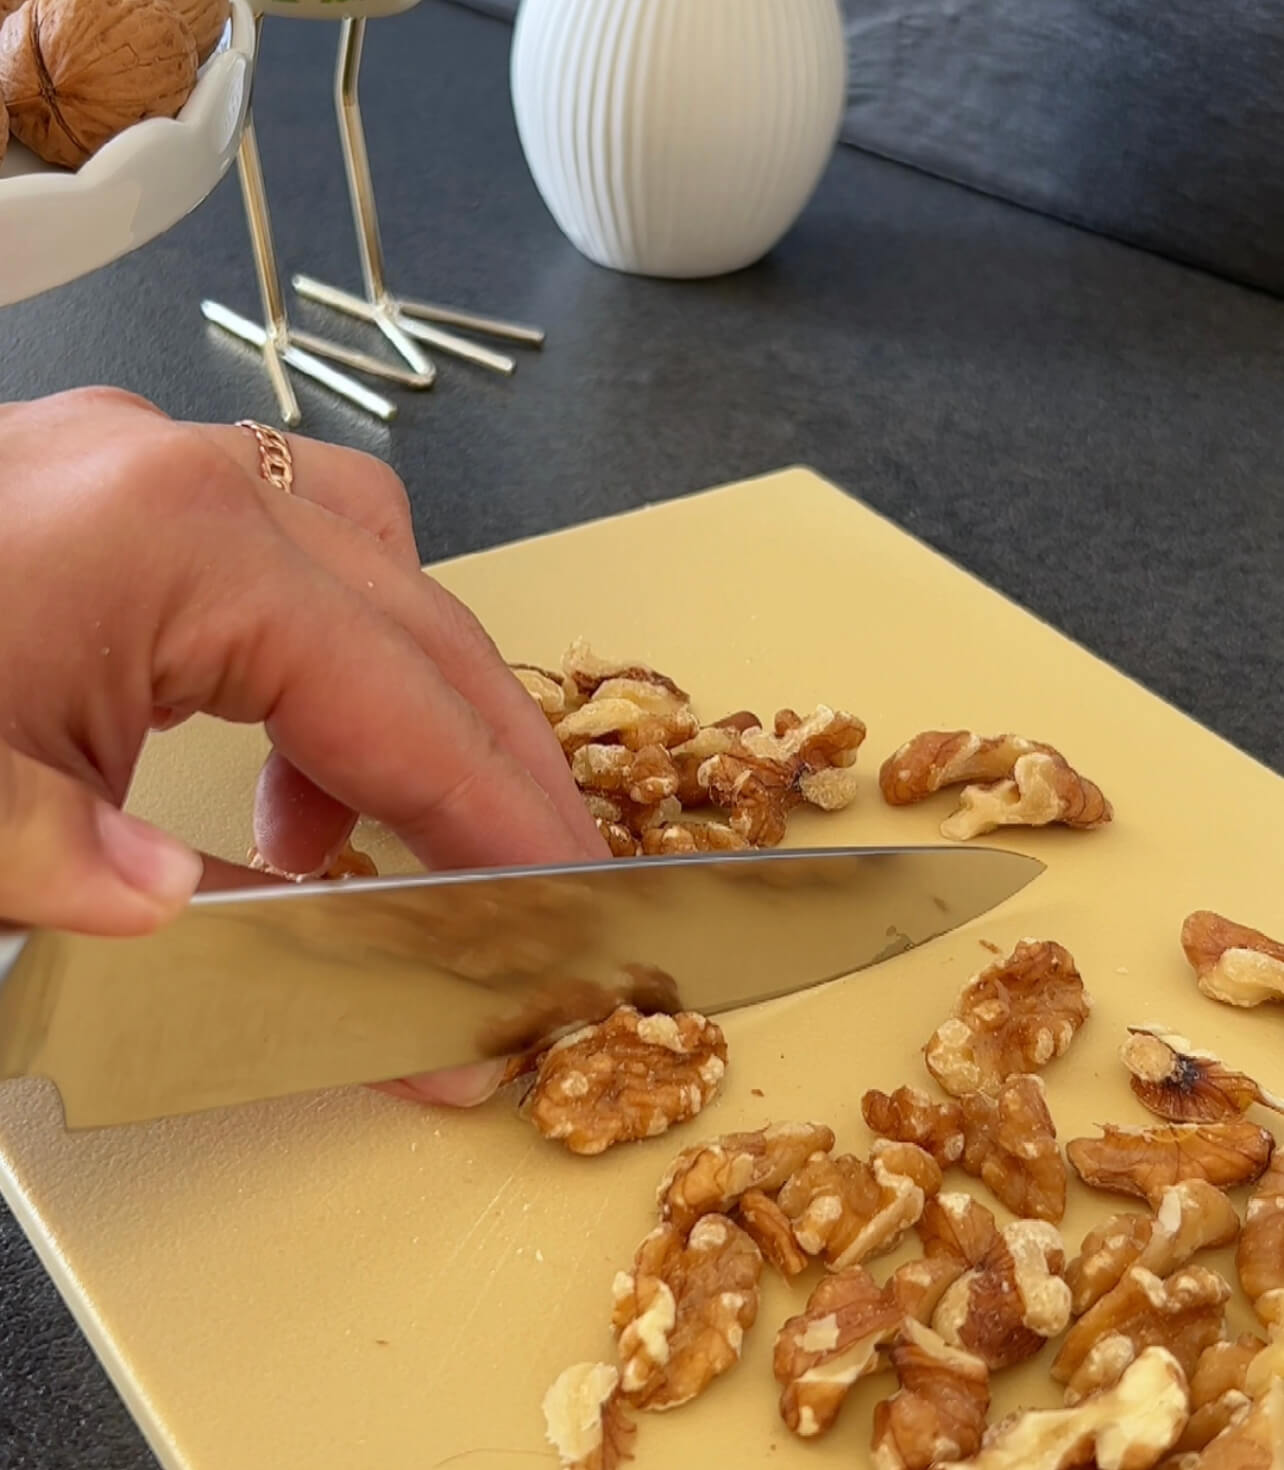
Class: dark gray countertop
1,3,1281,1465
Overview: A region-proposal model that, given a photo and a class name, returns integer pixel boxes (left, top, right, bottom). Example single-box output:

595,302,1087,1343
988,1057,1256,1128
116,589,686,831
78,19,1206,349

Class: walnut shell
0,0,198,170
0,94,8,166
163,0,226,63
0,0,24,22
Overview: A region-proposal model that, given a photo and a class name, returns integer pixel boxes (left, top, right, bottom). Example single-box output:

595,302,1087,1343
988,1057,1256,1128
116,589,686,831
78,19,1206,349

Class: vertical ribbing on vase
512,0,847,278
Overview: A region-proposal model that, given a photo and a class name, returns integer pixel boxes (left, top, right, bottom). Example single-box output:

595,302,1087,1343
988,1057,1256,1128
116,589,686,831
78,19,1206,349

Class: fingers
199,422,604,869
0,739,202,934
373,1060,510,1109
160,539,598,870
201,425,422,571
263,496,603,858
252,750,357,879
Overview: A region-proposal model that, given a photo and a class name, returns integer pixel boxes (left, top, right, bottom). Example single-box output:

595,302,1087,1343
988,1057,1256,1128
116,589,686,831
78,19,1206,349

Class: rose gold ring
235,419,294,495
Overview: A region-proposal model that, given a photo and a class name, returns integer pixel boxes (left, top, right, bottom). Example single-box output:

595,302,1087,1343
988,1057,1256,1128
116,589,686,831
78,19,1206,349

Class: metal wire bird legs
202,14,541,427
293,18,544,380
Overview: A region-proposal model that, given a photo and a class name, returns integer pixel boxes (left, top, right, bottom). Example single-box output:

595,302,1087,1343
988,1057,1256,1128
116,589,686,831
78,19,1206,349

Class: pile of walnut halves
542,934,1284,1470
513,639,867,855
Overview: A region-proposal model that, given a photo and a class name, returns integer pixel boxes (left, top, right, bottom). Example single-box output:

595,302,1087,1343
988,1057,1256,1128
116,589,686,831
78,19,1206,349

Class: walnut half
1066,1179,1241,1316
612,1215,762,1411
1181,910,1284,1009
935,1346,1189,1470
924,939,1092,1098
931,1218,1071,1371
773,1266,904,1438
1121,1027,1284,1124
524,1007,726,1155
872,1318,990,1470
542,1363,636,1470
657,1121,836,1233
1067,1121,1275,1206
1237,1152,1284,1330
1050,1264,1232,1404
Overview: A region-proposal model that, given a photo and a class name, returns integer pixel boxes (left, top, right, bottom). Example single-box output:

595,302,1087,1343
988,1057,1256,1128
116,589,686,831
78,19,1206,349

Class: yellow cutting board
1,468,1280,1470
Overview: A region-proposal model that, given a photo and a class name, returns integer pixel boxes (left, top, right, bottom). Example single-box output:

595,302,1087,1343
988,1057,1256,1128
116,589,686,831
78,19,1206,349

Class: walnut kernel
924,939,1091,1097
773,1266,904,1437
1237,1152,1284,1329
777,1141,942,1271
960,1074,1067,1222
524,1007,726,1155
1121,1026,1284,1123
657,1121,836,1233
934,1346,1189,1470
863,1085,967,1167
542,1363,635,1470
931,1218,1071,1371
1067,1121,1275,1206
1051,1264,1232,1404
736,1190,808,1278
1182,910,1284,1010
872,1318,991,1470
611,1215,761,1411
1066,1180,1241,1316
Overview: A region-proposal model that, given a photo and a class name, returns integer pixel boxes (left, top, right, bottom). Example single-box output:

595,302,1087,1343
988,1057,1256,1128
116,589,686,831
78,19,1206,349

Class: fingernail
96,807,204,905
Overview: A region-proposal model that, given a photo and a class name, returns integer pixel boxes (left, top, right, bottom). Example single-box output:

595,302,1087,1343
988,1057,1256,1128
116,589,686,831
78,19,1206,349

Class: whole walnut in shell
0,0,198,170
163,0,227,63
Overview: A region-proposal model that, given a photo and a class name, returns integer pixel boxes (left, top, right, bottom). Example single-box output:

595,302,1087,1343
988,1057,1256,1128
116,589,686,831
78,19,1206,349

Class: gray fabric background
455,0,1284,296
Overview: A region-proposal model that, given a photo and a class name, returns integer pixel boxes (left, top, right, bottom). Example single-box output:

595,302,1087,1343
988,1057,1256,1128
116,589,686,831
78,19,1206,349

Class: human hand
0,388,606,1105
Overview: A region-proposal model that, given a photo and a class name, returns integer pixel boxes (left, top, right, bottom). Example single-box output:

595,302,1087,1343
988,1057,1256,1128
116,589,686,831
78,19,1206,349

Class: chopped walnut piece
561,639,688,704
556,692,699,758
773,1266,904,1438
524,1007,726,1155
1238,1153,1284,1329
1193,1378,1284,1470
940,750,1113,841
863,1085,968,1167
1067,1180,1242,1316
935,1346,1189,1470
931,1219,1071,1371
918,1192,1001,1269
542,1363,636,1470
671,717,758,805
512,663,570,721
639,819,750,855
571,743,681,807
872,1319,991,1470
697,706,866,846
611,1215,761,1411
247,840,378,881
737,1190,809,1278
1172,1336,1267,1455
778,1142,942,1271
960,1074,1068,1222
1122,1028,1284,1124
1182,911,1284,1010
879,731,1057,805
1052,1265,1232,1404
657,1122,836,1233
1067,1122,1275,1206
924,940,1092,1098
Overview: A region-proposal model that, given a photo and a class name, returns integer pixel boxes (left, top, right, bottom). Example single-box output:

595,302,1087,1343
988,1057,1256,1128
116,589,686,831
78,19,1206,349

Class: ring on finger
235,419,295,496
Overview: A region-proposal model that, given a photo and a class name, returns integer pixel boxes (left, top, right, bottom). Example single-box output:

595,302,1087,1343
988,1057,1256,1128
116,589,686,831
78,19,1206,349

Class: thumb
0,740,204,935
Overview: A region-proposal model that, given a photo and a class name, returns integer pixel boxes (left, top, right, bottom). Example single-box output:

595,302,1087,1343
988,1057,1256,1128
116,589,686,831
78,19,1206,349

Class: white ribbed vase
510,0,847,279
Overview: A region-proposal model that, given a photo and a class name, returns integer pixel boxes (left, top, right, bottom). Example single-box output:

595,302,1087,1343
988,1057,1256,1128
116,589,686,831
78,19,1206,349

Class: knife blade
0,844,1041,1129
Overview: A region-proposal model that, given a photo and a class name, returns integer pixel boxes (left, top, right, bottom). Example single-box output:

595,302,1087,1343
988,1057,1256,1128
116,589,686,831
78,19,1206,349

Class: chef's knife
0,844,1041,1129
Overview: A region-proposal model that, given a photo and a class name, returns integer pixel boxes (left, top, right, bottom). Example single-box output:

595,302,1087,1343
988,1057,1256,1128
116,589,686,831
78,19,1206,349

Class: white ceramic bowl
0,0,256,308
